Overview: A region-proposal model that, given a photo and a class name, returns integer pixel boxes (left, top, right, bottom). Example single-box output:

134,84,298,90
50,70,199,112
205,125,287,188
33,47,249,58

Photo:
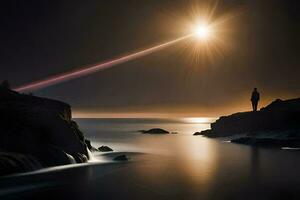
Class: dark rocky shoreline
0,87,90,176
196,98,300,148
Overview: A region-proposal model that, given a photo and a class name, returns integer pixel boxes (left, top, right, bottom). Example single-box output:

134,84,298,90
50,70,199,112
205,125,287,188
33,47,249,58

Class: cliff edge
200,98,300,139
0,87,89,176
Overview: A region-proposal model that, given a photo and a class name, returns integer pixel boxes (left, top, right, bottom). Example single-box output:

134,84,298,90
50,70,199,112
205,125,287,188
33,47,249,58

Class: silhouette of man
251,88,260,111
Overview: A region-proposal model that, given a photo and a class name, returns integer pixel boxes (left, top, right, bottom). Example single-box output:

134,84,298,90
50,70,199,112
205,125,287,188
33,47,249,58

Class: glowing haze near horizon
14,35,192,92
2,1,298,117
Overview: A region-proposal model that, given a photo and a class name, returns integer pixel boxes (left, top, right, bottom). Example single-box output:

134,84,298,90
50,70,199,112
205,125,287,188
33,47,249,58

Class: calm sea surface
1,118,300,200
75,118,300,200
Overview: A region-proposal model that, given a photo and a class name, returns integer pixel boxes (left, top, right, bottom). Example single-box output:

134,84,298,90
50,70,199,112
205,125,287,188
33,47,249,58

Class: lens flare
14,35,192,92
181,2,236,65
193,23,213,40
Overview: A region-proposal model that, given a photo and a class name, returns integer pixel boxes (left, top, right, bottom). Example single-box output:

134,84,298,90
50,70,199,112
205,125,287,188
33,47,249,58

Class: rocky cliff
0,87,89,176
200,98,300,138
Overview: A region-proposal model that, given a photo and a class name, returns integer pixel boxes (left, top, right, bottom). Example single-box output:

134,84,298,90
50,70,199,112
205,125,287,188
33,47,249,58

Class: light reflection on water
182,117,217,124
77,118,213,155
2,118,299,200
74,118,300,199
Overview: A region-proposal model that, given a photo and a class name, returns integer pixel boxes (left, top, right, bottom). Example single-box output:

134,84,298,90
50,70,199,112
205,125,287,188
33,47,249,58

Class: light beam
14,35,192,92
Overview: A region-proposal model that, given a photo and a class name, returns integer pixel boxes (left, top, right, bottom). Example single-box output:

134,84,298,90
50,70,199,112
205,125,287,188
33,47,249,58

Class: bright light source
193,23,213,40
183,3,235,62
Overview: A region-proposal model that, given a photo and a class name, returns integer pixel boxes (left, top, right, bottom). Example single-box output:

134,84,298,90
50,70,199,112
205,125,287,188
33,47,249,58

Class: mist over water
74,118,300,199
2,118,300,200
76,118,212,154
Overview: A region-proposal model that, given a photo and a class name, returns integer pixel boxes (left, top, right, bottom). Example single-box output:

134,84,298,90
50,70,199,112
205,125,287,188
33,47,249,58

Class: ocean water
76,118,213,154
1,118,300,200
74,118,300,200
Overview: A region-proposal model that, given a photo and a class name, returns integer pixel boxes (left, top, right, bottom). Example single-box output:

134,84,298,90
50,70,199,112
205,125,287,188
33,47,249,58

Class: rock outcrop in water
98,146,113,152
139,128,169,134
198,98,300,140
0,87,89,175
193,132,204,136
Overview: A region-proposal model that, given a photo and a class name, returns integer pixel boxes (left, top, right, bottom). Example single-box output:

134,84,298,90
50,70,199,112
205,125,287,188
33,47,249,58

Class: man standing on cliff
251,88,260,111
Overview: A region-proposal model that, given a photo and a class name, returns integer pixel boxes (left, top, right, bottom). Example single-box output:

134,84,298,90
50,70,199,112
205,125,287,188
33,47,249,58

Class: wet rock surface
0,87,89,176
98,146,113,152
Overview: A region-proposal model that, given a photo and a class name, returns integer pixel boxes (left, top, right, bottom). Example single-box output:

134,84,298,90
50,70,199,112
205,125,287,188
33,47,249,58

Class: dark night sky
0,0,299,116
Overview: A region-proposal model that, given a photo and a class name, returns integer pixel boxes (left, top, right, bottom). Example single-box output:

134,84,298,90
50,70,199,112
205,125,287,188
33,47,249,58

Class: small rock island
139,128,169,134
197,98,300,148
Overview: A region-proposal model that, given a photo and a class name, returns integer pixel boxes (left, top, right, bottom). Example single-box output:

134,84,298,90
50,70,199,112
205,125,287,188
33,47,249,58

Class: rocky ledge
197,98,300,147
0,87,90,176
